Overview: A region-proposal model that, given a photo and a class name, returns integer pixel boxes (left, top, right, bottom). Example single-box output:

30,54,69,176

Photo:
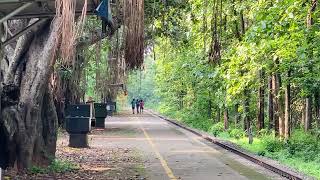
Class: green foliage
209,122,224,136
48,159,78,173
263,137,284,153
229,128,246,139
30,159,78,174
127,56,159,108
286,130,320,162
233,131,320,179
30,166,46,174
257,129,269,137
134,0,320,178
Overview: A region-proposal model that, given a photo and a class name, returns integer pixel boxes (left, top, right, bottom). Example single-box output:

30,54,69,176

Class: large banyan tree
0,0,144,170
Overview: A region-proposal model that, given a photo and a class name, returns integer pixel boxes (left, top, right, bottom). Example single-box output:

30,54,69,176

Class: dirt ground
4,130,147,180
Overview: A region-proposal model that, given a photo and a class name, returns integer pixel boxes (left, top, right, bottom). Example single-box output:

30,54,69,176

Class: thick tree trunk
0,20,4,169
272,74,280,137
304,0,317,131
268,76,274,130
216,107,220,123
224,108,228,130
1,19,60,169
302,101,306,127
284,71,291,140
305,97,312,131
240,5,245,36
278,75,285,138
231,0,241,40
244,88,250,131
257,69,265,131
235,103,240,126
315,91,320,128
0,19,3,168
33,89,58,166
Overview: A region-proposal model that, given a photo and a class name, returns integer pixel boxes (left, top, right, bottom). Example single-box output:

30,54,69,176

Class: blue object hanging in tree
95,0,112,23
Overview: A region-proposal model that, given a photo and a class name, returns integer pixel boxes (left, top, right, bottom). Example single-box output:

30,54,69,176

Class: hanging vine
124,0,145,69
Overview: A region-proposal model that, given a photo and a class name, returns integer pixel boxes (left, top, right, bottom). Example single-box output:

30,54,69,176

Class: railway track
148,110,304,180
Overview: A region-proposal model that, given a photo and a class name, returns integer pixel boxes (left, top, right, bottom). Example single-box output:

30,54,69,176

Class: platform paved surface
95,111,284,180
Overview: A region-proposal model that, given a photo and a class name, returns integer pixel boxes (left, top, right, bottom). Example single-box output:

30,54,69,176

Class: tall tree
304,0,317,131
257,69,265,130
1,19,60,169
284,71,291,139
268,76,274,130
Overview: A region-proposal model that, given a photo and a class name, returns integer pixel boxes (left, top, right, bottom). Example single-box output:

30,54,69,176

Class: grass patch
30,159,78,174
155,108,320,179
232,137,320,179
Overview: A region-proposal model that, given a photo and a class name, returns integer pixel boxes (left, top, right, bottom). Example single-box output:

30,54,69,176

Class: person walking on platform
131,99,136,114
136,99,140,114
140,100,144,114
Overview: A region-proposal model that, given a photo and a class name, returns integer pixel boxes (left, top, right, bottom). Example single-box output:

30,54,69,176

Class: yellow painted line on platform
142,127,177,180
133,117,177,180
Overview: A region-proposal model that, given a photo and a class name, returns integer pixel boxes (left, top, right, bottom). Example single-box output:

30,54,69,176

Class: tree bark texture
244,88,250,131
0,20,5,168
0,19,60,169
235,103,241,126
272,74,280,137
315,91,320,128
224,108,229,130
305,97,312,131
302,100,306,128
216,107,220,123
257,69,265,131
278,75,285,138
268,76,274,130
284,71,291,139
304,0,317,131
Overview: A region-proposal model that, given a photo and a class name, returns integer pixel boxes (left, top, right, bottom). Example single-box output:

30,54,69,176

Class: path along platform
88,110,284,180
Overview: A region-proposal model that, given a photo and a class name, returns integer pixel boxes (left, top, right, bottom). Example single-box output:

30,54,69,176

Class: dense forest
128,0,320,178
1,0,320,179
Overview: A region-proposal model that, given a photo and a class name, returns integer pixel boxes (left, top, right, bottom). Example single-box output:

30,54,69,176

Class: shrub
258,128,269,137
30,166,46,174
257,150,266,156
263,137,284,153
286,130,320,162
229,128,246,139
210,122,225,136
218,131,231,139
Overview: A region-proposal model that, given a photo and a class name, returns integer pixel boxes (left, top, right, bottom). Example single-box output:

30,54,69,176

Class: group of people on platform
131,99,144,114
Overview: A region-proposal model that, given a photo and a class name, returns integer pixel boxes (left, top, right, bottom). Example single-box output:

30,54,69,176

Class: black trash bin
66,117,91,134
94,103,107,128
66,104,90,117
65,104,91,148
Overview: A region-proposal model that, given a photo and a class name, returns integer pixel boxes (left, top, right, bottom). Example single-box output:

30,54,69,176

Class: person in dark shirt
136,99,140,114
131,99,136,114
